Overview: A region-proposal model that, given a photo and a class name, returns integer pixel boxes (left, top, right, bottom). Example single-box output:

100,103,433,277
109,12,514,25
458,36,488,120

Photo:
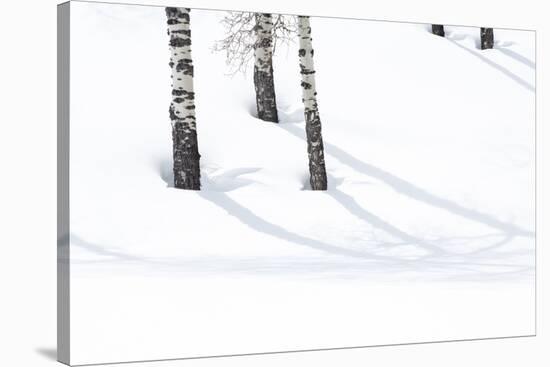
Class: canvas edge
58,1,71,365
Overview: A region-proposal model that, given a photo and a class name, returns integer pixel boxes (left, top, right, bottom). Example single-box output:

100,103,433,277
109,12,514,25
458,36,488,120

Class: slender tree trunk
432,24,445,37
166,7,201,190
480,27,494,50
298,16,327,191
253,13,279,123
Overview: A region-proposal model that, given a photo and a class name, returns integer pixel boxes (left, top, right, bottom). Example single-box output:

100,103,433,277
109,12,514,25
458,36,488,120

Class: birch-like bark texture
166,7,201,190
432,24,445,37
480,27,494,50
253,13,279,123
298,16,327,191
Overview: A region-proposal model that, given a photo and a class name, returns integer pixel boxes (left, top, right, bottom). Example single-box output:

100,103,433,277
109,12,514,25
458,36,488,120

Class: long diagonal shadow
199,192,532,278
281,124,534,238
496,47,535,70
328,189,445,255
199,192,391,262
70,234,144,262
448,39,535,93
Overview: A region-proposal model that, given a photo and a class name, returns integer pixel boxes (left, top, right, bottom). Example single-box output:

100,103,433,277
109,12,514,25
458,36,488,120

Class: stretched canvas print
57,0,536,365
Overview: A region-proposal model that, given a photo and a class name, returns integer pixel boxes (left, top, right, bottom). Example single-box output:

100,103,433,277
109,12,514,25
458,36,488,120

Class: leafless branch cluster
213,12,298,74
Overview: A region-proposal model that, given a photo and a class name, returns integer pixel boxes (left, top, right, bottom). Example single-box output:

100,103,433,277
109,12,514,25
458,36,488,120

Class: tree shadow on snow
276,124,534,279
327,189,445,256
71,192,526,279
70,233,144,263
70,189,533,280
70,227,533,281
447,38,535,92
327,180,532,280
199,191,394,262
281,123,534,239
495,47,535,70
198,190,533,280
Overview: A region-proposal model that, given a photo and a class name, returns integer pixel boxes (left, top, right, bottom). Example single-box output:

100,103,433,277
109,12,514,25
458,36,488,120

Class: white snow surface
68,2,535,365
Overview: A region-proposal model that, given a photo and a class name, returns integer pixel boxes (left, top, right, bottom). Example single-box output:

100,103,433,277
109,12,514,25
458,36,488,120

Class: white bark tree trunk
166,7,201,190
298,16,327,191
480,27,494,50
253,13,279,123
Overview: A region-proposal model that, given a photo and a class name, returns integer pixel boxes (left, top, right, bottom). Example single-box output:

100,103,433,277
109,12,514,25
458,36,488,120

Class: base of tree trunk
310,174,328,191
305,110,328,191
254,65,279,123
432,25,445,37
172,121,201,190
480,27,494,50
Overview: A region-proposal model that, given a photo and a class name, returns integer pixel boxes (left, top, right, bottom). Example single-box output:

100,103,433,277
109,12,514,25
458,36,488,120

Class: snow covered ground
68,1,535,365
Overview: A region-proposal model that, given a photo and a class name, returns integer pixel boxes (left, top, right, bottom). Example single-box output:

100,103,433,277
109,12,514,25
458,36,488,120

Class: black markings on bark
172,89,191,97
176,58,193,76
170,37,192,48
298,16,327,191
169,105,179,119
432,24,445,37
258,37,272,48
171,29,191,36
480,27,494,50
172,121,201,190
254,66,279,122
253,13,279,123
305,108,327,191
300,64,315,75
165,7,190,22
166,7,201,190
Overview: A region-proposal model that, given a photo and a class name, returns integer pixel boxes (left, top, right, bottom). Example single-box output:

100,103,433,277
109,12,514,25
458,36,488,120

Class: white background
0,0,547,366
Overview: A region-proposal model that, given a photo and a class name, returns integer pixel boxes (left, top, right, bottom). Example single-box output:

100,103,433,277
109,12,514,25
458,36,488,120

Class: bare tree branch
213,12,297,75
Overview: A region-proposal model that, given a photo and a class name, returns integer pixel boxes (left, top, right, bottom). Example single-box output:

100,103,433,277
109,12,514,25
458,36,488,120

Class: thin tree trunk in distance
432,24,445,37
253,13,279,123
166,7,201,190
298,16,327,191
480,27,494,50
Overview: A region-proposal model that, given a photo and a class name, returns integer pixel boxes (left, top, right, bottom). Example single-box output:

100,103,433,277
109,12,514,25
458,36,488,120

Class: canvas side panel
57,2,70,365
